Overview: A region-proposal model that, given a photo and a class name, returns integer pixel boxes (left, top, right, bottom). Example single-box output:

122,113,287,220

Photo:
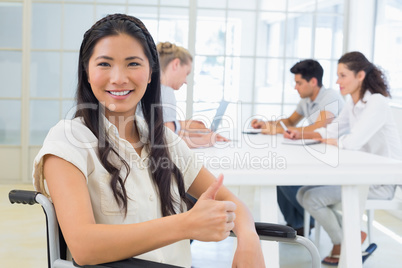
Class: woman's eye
128,62,140,67
98,62,110,67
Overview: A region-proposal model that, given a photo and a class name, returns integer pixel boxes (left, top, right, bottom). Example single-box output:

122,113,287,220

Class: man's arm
180,120,208,131
283,111,304,127
283,110,336,139
261,110,334,135
259,111,303,135
289,110,335,132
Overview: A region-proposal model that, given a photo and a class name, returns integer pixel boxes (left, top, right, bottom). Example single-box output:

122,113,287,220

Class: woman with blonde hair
157,41,228,148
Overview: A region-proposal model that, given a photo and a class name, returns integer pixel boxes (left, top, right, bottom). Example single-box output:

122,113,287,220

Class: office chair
9,189,320,268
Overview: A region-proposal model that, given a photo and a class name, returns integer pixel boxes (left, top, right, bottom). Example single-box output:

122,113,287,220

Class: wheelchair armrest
255,222,297,239
73,257,182,268
9,189,39,205
230,222,297,239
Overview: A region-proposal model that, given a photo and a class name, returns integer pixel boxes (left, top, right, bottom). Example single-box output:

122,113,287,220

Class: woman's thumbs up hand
185,174,237,241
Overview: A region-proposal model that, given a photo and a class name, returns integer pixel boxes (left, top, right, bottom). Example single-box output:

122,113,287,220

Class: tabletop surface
194,134,402,185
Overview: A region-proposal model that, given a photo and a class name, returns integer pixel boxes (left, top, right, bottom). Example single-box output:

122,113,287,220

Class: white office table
194,134,402,268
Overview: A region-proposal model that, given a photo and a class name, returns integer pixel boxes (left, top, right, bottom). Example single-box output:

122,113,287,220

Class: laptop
210,100,229,132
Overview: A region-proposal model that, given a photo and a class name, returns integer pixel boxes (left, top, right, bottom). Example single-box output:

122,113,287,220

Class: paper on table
282,138,321,145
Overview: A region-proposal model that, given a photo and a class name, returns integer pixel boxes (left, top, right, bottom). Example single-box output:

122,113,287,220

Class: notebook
210,100,229,132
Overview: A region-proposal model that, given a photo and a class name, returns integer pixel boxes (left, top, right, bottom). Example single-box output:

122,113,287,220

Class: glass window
197,0,226,9
228,0,256,10
128,6,159,39
283,59,302,104
1,147,21,180
158,7,189,45
283,104,299,119
175,84,187,102
175,100,187,121
97,0,125,3
62,100,76,120
236,103,254,131
160,0,189,7
254,58,285,104
285,13,314,59
288,0,316,13
256,12,286,57
314,14,343,59
260,0,286,11
317,0,344,13
196,9,226,55
254,104,282,119
320,59,339,91
0,2,22,48
63,4,94,50
96,5,126,21
0,51,22,98
224,57,254,103
254,104,295,121
226,11,256,56
31,3,62,49
62,52,79,99
128,0,158,5
30,51,61,98
193,55,224,102
0,100,21,145
374,0,402,103
176,101,187,121
30,100,60,145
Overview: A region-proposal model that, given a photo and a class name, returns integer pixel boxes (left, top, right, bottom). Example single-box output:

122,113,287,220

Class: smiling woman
31,13,265,267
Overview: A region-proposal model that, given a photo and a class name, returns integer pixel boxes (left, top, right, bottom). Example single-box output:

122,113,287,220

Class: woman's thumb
199,174,224,200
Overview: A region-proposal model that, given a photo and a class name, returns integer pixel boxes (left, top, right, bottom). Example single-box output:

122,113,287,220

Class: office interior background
0,0,402,186
1,1,402,267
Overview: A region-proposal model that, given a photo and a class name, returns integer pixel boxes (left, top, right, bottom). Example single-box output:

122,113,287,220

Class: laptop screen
210,100,229,132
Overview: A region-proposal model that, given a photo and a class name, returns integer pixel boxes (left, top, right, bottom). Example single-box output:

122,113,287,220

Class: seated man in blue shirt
252,59,345,235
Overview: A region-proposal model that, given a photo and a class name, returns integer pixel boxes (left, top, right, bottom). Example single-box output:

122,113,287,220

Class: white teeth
109,90,130,96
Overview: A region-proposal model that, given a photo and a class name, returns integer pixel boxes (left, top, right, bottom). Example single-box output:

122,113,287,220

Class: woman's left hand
232,233,265,267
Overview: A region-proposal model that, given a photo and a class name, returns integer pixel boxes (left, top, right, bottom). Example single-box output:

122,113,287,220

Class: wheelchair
9,189,320,268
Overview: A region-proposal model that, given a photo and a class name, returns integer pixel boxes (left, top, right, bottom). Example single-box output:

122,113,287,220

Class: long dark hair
74,13,192,216
338,51,390,100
